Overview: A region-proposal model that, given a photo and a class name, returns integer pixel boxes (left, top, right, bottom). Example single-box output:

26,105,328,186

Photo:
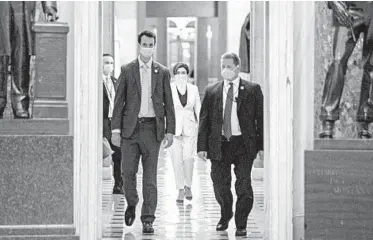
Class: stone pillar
250,2,267,169
73,2,102,239
264,2,294,239
155,18,167,66
292,2,315,239
196,18,210,97
114,1,138,77
103,1,114,55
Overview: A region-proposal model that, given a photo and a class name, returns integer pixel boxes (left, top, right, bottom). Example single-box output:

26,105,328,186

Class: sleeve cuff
112,129,121,133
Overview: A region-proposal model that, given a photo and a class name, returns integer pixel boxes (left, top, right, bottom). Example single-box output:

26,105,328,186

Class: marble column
250,2,267,169
196,18,210,97
292,2,315,239
264,2,294,239
113,1,138,77
73,2,102,240
102,1,114,55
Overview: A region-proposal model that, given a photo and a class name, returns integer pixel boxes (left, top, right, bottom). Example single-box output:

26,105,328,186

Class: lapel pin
240,86,244,90
154,69,158,73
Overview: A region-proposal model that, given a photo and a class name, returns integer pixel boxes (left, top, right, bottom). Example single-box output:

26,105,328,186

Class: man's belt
138,117,156,123
221,135,243,142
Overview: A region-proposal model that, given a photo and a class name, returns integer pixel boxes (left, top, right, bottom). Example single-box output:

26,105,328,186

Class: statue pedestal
0,136,76,240
32,22,69,119
305,139,373,239
0,23,75,239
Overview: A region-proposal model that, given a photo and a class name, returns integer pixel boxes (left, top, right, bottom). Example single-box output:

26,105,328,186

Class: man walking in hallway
102,53,123,194
111,30,175,234
197,52,263,237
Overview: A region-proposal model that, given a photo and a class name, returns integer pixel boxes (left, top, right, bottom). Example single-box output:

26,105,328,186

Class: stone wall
314,2,373,138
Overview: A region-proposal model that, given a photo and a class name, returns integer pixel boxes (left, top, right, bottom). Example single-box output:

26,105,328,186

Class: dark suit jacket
103,76,118,140
197,78,263,161
111,59,176,142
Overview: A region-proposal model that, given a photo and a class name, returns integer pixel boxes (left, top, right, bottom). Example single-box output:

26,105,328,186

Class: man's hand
162,133,174,148
44,6,58,22
257,150,263,160
197,151,208,160
111,132,121,147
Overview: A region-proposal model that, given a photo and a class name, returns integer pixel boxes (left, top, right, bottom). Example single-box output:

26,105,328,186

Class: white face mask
103,64,114,74
139,46,154,58
221,67,237,80
175,74,188,83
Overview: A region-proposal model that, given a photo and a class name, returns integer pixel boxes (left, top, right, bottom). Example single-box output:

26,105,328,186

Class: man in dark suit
0,1,58,119
102,53,123,194
197,52,263,237
111,30,175,234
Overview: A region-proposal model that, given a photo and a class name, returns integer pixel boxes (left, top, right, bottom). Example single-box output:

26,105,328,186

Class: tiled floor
102,149,264,240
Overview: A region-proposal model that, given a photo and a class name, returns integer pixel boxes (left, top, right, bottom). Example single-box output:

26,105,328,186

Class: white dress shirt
103,74,115,118
222,77,241,136
138,56,156,117
111,57,155,134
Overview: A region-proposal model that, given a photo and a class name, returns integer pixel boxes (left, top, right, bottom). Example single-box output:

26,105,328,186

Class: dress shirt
222,77,241,136
138,56,156,117
103,74,115,118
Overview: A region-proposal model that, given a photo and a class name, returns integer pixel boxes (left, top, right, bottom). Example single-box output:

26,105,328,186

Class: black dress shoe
112,186,124,194
124,206,136,226
142,222,154,234
235,228,247,236
216,214,233,231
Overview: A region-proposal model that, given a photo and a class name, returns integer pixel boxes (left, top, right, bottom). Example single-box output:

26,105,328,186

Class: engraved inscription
35,35,67,99
333,185,373,196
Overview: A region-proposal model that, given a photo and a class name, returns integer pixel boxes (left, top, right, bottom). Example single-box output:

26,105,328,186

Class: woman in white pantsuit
169,63,201,203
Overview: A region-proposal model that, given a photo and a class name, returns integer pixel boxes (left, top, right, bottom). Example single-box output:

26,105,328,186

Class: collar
224,77,240,88
138,56,153,69
103,74,111,81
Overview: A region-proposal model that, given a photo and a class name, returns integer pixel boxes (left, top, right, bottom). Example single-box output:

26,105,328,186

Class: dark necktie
223,82,234,140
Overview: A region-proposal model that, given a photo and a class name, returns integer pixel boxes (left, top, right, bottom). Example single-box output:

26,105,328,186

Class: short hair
221,52,241,66
103,53,113,58
173,62,189,75
138,30,157,45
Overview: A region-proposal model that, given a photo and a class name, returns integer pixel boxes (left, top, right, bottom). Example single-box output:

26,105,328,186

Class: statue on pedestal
0,1,58,119
239,13,250,74
320,1,373,139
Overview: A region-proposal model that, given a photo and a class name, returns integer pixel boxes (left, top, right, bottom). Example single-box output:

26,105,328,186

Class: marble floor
102,150,264,240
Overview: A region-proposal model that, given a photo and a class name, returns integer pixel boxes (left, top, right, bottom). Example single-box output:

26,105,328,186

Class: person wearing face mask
102,53,123,194
197,52,263,237
168,63,201,204
111,30,175,234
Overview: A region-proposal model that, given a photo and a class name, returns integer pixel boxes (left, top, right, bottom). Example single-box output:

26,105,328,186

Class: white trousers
168,135,196,190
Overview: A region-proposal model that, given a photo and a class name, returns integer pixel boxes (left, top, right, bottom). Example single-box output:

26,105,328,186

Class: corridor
102,150,264,240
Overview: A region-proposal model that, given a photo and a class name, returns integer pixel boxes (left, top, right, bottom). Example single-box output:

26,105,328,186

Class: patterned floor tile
102,149,264,240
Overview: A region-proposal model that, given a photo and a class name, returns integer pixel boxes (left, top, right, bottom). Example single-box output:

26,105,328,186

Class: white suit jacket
171,82,201,137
